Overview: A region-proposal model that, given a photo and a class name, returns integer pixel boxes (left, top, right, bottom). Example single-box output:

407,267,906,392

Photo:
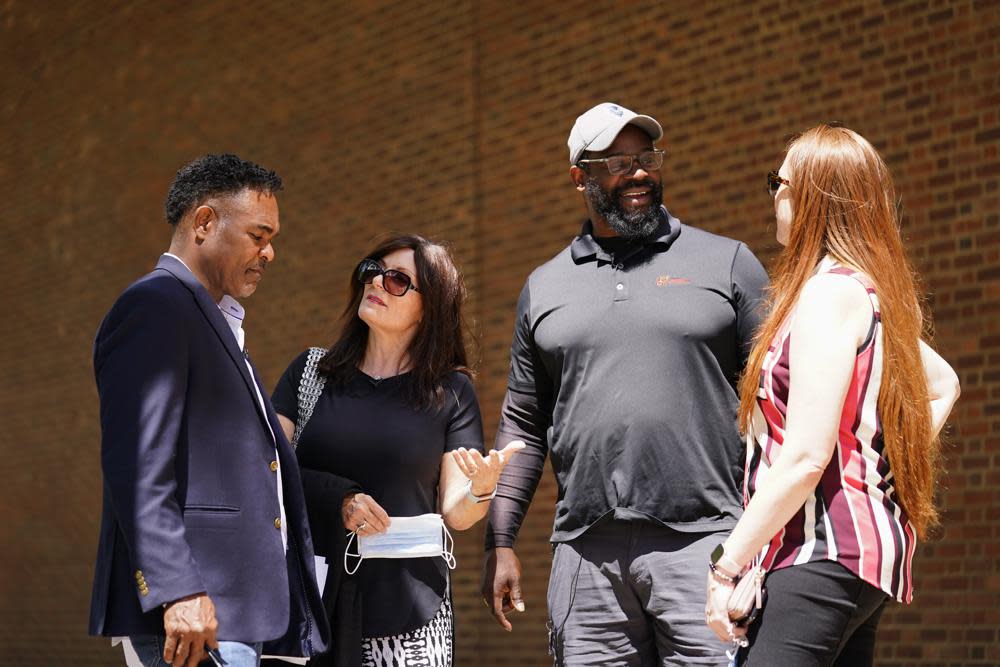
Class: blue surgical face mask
344,513,456,574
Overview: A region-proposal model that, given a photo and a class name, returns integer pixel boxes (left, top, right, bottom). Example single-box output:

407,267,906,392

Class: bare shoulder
794,272,874,345
801,271,872,310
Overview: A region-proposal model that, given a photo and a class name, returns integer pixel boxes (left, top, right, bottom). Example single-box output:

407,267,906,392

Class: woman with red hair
704,125,960,665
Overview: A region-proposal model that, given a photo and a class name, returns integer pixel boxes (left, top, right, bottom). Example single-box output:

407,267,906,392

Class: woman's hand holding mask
342,492,391,535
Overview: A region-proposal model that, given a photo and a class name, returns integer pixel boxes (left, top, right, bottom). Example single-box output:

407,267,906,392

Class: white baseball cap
567,102,663,165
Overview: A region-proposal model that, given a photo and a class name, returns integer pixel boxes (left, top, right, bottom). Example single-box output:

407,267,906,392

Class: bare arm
706,275,872,641
919,340,960,437
723,275,873,567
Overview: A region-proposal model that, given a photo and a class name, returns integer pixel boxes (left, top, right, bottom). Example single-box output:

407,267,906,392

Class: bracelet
465,479,497,503
708,560,740,585
717,552,743,576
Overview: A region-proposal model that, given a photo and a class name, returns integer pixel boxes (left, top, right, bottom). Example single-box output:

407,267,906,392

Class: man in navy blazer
89,154,329,667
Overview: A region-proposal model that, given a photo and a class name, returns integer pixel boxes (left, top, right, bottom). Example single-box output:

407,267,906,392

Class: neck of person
166,242,225,303
360,329,414,379
824,248,865,274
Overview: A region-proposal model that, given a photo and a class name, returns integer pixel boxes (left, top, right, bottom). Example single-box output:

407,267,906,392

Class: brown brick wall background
2,1,997,665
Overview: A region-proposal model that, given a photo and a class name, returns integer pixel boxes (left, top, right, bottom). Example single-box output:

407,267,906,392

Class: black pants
740,560,889,667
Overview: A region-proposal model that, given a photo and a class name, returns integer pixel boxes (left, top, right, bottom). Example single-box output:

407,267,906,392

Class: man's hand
162,592,218,667
481,547,525,632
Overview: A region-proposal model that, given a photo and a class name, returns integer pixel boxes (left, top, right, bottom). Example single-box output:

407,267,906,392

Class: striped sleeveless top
745,257,916,603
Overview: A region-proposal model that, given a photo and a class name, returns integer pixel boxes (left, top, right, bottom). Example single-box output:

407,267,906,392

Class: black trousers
739,560,890,667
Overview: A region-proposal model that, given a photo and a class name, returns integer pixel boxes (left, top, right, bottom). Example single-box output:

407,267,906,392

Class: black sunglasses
767,170,791,197
356,258,420,297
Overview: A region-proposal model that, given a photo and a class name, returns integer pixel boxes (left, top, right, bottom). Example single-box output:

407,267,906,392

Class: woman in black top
272,234,523,667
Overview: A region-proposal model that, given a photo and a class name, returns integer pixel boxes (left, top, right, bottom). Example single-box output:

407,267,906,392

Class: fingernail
515,601,525,612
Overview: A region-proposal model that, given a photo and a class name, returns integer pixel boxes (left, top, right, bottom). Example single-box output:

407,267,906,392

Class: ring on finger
357,521,367,533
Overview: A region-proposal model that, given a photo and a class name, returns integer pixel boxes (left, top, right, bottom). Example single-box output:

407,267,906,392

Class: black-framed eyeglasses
356,258,420,297
767,170,791,197
577,149,665,176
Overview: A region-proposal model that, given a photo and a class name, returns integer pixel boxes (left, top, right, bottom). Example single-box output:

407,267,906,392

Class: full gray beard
585,179,663,241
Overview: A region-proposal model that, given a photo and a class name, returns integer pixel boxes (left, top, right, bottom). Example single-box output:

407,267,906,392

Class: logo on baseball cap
567,102,663,165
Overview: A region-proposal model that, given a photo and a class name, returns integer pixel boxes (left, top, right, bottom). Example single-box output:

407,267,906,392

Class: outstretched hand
451,440,526,496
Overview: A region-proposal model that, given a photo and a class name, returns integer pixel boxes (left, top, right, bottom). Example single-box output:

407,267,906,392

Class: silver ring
357,522,367,533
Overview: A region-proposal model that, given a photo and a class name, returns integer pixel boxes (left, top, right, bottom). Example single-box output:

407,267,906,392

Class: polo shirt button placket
613,263,629,302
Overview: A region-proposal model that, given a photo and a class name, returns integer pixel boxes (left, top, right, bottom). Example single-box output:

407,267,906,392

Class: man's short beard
584,178,664,241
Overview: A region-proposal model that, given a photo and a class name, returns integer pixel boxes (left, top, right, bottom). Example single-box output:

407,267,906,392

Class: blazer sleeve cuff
138,573,207,613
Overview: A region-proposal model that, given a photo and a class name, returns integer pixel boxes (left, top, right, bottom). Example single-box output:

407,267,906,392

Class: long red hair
738,125,940,538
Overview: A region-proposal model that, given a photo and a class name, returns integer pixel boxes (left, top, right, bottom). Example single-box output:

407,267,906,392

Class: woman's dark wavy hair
318,234,472,410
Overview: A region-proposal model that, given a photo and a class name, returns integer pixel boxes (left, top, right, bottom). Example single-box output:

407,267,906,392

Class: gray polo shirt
486,209,769,548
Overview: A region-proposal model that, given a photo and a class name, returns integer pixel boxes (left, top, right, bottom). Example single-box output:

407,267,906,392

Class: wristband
465,479,497,503
709,543,741,584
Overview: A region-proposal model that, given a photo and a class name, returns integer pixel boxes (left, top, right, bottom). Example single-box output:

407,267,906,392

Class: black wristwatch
710,543,726,565
709,543,739,583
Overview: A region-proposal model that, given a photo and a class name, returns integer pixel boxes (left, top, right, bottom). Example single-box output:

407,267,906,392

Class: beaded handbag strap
292,347,328,450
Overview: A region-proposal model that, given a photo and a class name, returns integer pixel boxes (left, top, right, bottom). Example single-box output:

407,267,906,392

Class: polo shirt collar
570,206,682,264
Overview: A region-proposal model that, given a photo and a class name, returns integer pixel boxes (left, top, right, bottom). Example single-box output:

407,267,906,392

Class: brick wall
2,1,997,665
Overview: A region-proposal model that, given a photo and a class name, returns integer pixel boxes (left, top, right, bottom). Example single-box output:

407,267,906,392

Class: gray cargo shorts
547,519,730,666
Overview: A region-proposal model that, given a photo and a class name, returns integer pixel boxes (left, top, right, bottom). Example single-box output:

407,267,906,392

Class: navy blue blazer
89,255,330,656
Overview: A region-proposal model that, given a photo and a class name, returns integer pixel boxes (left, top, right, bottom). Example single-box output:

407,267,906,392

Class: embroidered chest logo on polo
655,275,690,286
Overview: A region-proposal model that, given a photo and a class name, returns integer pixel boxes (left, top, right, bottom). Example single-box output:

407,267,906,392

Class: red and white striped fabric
745,256,916,603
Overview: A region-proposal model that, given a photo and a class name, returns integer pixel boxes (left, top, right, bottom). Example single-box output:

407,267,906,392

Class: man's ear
570,165,588,192
191,205,217,243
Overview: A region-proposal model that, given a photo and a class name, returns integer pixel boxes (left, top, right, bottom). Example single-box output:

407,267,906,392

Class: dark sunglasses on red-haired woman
767,170,791,197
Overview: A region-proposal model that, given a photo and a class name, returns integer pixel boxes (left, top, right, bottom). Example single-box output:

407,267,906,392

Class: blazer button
274,517,282,530
134,570,143,580
270,460,278,472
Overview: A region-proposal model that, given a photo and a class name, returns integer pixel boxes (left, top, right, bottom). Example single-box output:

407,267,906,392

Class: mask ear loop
344,530,363,575
441,523,456,570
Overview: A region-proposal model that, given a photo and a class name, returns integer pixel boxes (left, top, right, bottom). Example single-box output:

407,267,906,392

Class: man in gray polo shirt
480,102,769,665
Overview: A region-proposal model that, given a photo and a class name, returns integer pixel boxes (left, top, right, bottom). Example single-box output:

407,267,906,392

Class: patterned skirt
361,596,453,667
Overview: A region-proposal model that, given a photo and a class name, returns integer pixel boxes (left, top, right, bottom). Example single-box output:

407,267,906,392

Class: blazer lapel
154,255,265,423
